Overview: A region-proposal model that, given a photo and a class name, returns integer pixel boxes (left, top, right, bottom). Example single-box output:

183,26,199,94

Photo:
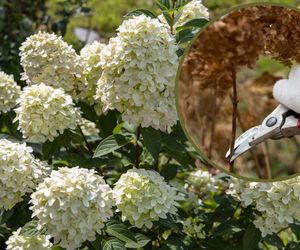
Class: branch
77,124,94,156
261,143,272,179
169,0,177,34
229,71,238,172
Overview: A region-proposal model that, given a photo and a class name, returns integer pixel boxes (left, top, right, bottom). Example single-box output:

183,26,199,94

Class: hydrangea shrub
1,1,300,250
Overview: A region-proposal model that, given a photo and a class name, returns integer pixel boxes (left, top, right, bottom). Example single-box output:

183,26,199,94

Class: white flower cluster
96,15,179,132
113,168,181,229
19,31,86,99
228,177,300,237
6,228,52,250
187,169,217,193
14,84,79,143
78,117,99,137
30,167,114,250
182,217,206,239
159,0,209,29
176,0,209,27
0,139,49,210
0,71,21,113
80,41,105,113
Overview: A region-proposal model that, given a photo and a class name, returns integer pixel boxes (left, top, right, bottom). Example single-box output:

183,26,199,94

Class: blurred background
2,0,300,80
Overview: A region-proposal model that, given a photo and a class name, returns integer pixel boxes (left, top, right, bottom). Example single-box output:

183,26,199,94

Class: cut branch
229,71,238,172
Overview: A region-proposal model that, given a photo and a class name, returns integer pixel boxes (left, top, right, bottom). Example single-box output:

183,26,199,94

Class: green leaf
42,137,61,160
213,220,242,236
160,164,178,180
162,134,185,152
285,242,300,250
291,224,300,239
51,246,64,250
163,236,185,250
102,238,126,250
20,220,46,237
141,127,161,162
156,0,171,10
159,215,181,231
77,101,98,122
91,234,102,249
243,224,261,250
125,233,151,248
94,134,132,158
0,209,14,224
178,18,208,30
162,11,173,27
0,223,9,238
155,0,169,11
113,122,125,135
176,28,195,44
126,9,157,19
98,110,119,138
106,222,137,245
263,234,284,249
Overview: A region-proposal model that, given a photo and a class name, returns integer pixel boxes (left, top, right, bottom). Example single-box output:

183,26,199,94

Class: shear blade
226,126,259,162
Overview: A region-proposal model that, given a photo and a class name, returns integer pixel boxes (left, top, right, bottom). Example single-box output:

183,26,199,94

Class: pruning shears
226,104,300,162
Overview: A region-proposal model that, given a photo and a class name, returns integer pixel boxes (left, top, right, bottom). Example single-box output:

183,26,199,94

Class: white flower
30,167,114,250
19,32,87,99
0,139,50,210
78,117,99,137
159,0,209,29
6,228,52,250
80,41,105,113
182,217,206,239
228,177,300,237
187,169,217,193
113,168,181,229
0,71,21,113
14,84,79,143
96,15,179,132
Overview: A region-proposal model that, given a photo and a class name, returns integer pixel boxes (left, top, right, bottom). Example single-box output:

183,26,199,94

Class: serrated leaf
94,134,132,158
125,233,151,248
106,222,137,245
243,224,261,250
126,9,157,19
102,238,126,250
141,127,161,162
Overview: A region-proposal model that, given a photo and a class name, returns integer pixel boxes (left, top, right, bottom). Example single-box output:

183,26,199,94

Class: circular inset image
177,3,300,181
